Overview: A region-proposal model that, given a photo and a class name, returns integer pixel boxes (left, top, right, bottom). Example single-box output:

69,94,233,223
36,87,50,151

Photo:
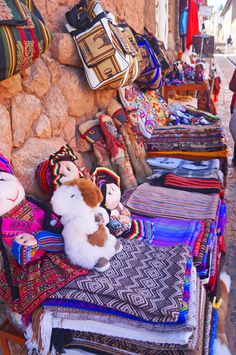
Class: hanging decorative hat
0,154,13,175
36,145,80,196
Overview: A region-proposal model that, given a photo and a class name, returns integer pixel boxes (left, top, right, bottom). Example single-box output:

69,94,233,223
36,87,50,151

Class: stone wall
0,0,157,198
168,0,180,55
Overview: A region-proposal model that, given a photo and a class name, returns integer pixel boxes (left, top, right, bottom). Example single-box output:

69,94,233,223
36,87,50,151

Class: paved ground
215,55,236,354
227,55,236,67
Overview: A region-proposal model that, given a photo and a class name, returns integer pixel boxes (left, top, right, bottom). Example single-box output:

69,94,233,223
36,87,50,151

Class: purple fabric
0,154,13,174
130,215,202,253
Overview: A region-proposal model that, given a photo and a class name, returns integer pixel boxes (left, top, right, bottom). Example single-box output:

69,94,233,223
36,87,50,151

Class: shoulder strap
0,218,19,301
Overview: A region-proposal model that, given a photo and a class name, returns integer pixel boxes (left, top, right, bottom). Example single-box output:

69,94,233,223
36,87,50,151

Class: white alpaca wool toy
51,178,122,272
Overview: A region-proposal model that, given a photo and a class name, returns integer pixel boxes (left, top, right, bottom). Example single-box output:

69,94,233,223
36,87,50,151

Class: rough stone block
11,93,42,147
12,137,66,197
44,85,68,136
0,104,13,159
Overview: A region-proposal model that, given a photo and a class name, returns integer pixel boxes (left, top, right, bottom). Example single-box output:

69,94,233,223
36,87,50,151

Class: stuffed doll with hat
93,167,155,243
0,153,85,313
36,144,86,197
93,167,132,237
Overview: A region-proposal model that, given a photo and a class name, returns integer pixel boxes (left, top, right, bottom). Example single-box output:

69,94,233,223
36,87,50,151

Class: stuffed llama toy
51,178,122,272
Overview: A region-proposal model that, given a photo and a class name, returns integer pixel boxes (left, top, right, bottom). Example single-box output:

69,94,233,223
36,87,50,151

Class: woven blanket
203,300,213,355
125,183,219,220
150,218,202,253
149,173,222,194
36,269,198,355
147,157,220,171
193,220,212,267
49,240,189,323
146,150,229,160
64,337,192,355
146,157,224,183
144,124,227,153
68,281,202,354
44,258,194,332
0,252,87,316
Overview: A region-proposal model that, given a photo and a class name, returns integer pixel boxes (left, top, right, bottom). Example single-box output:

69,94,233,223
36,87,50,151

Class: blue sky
207,0,227,10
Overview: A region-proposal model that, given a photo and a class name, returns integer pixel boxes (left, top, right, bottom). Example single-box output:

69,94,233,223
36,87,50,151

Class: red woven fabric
186,0,199,50
0,253,88,316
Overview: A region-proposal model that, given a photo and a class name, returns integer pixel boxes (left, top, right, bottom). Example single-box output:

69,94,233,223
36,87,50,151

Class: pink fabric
2,201,46,247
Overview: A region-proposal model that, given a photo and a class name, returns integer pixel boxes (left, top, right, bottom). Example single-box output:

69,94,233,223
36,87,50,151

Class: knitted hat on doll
93,167,120,209
0,154,13,174
36,145,81,196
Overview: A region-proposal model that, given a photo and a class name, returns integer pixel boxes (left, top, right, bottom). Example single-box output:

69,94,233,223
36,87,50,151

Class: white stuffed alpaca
51,178,122,272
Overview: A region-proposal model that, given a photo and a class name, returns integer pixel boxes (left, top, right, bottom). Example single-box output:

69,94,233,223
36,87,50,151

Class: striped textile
0,0,51,81
150,173,222,194
146,157,224,183
125,183,219,220
146,149,229,159
151,218,203,253
144,124,227,154
35,231,64,252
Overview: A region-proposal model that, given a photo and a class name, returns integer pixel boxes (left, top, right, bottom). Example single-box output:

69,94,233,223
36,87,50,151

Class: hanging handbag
144,28,172,77
135,33,162,90
0,0,52,82
65,0,141,90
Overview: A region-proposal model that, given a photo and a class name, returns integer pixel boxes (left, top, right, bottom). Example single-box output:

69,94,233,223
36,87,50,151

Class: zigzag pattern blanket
50,240,190,323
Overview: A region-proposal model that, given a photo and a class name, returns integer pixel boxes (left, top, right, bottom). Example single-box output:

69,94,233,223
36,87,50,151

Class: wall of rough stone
0,0,158,198
168,0,180,56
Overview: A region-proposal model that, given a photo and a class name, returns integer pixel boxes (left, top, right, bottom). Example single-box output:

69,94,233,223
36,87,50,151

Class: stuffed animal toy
93,167,132,237
36,144,85,197
0,153,84,311
51,178,122,272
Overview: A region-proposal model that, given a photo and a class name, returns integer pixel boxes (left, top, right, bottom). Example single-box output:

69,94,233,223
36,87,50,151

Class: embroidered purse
65,0,141,90
0,0,51,82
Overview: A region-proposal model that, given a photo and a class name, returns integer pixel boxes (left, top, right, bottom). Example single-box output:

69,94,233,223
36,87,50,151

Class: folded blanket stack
31,241,205,354
24,85,227,354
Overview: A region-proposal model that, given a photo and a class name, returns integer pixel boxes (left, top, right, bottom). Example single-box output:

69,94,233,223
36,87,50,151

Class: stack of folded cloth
25,88,227,354
27,240,206,355
146,157,224,185
124,169,226,283
144,123,228,159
